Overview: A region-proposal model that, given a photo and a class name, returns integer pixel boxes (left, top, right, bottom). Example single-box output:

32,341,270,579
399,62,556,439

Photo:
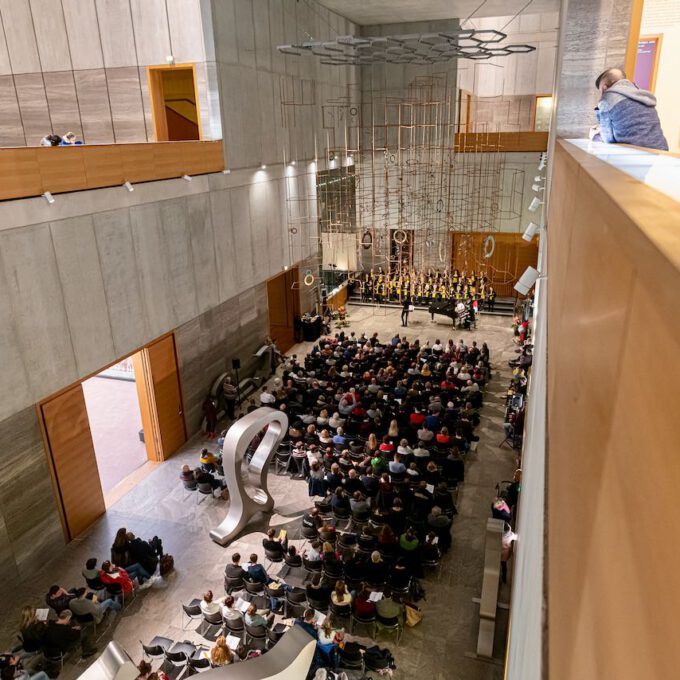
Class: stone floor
1,304,520,680
82,376,147,495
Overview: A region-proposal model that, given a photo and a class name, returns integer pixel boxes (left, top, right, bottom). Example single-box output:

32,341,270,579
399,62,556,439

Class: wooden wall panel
453,131,548,153
547,140,680,680
450,232,538,297
146,335,186,459
40,384,105,540
0,140,224,200
267,268,300,354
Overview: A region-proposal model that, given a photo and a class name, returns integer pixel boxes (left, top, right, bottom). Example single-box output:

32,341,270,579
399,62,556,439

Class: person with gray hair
592,67,668,150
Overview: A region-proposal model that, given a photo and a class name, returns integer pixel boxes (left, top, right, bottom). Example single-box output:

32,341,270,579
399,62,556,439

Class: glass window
534,96,553,132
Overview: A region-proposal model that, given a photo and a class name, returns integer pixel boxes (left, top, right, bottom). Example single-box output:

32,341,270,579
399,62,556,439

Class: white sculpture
210,407,288,546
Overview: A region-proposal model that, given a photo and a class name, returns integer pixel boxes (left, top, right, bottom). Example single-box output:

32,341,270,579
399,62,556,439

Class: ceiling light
531,183,545,192
123,181,134,192
222,169,231,175
42,191,54,204
260,163,267,170
538,153,547,171
290,160,296,166
182,174,192,181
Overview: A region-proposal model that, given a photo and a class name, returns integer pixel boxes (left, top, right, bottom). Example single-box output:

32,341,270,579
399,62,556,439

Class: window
534,96,554,132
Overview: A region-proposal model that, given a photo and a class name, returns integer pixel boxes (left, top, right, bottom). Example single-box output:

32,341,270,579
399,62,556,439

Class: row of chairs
181,479,223,503
141,636,210,677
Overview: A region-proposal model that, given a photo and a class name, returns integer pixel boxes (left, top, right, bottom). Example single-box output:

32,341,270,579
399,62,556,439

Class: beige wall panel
0,224,77,406
0,0,40,74
95,0,137,68
14,73,50,145
62,0,104,70
129,0,171,66
43,72,82,139
49,215,116,377
166,0,206,63
30,0,71,71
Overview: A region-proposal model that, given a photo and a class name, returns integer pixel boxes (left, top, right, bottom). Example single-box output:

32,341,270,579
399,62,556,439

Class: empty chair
307,594,329,613
188,657,211,673
376,618,402,646
274,445,292,474
266,623,286,649
181,601,203,630
285,588,307,618
141,636,173,663
300,524,319,541
351,610,376,638
330,601,352,624
164,650,189,676
332,506,351,529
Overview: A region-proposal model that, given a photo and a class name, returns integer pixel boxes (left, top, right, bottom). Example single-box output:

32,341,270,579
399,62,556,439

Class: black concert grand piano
429,299,458,324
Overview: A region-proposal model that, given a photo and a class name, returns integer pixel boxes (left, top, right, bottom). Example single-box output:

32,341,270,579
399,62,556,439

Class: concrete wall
211,0,360,171
0,0,222,145
554,0,634,139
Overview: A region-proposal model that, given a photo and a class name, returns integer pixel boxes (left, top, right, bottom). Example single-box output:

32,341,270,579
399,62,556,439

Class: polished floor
1,304,520,680
82,376,147,495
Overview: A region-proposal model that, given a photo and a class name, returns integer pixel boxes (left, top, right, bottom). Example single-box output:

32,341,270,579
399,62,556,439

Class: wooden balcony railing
0,140,224,201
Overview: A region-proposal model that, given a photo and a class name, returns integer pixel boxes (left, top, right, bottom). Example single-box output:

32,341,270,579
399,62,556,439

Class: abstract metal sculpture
278,30,536,65
210,407,289,546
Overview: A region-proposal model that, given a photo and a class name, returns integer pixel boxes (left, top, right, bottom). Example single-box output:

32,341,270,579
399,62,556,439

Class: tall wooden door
145,335,187,459
40,384,105,540
267,268,300,354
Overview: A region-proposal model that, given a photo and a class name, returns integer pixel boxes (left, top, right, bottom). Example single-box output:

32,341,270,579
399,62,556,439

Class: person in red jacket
99,561,135,594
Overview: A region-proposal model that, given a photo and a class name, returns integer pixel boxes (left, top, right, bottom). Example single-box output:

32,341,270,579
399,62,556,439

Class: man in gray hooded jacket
593,68,668,151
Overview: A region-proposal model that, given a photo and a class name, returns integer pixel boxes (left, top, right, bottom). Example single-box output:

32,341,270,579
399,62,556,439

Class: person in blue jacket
593,68,668,150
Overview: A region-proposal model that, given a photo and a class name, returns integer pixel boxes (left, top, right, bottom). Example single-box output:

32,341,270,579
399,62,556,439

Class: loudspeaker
232,358,241,370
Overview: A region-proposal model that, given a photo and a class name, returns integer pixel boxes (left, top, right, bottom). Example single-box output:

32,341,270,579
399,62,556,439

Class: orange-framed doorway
37,333,187,541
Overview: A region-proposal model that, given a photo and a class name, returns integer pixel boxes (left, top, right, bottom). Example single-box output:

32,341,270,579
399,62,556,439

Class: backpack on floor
159,554,174,576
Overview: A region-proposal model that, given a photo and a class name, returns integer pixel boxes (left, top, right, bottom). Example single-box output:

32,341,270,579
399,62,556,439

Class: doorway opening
148,65,201,141
82,355,149,507
39,334,187,540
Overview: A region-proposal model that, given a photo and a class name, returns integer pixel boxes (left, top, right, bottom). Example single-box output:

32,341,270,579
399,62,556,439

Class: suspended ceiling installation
317,0,560,25
281,74,530,281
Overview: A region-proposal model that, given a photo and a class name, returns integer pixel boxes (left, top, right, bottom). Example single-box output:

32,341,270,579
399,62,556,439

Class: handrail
0,140,224,201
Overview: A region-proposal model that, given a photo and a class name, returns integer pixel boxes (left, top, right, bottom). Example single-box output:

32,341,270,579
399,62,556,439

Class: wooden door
145,335,187,459
267,268,300,354
41,384,105,540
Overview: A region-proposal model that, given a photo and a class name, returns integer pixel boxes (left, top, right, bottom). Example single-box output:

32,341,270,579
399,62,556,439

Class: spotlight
522,222,540,241
166,55,175,64
43,191,55,204
123,180,134,192
290,160,296,166
514,266,540,295
260,163,267,170
533,175,544,183
222,169,231,175
538,153,547,171
182,174,192,181
531,183,545,192
528,196,543,213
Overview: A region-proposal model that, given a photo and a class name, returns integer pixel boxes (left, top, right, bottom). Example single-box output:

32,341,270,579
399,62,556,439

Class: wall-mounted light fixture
43,191,55,204
522,222,540,241
182,174,192,181
123,181,134,192
528,196,543,212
